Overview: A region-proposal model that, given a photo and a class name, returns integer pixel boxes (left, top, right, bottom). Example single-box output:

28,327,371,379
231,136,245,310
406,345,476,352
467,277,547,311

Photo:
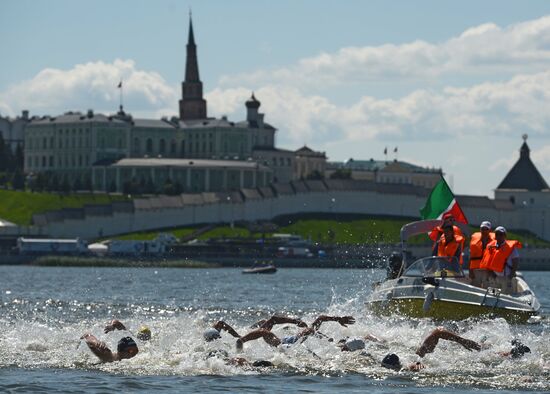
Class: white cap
495,226,507,234
343,338,366,352
480,221,492,230
203,328,221,341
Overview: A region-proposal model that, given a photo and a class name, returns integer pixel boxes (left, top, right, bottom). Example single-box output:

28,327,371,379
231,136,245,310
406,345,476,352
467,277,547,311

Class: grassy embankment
0,189,128,225
110,217,550,247
1,188,547,247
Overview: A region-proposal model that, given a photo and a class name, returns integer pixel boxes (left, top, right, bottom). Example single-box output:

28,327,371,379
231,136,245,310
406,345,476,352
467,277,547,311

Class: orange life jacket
480,239,522,273
434,234,464,264
469,231,495,270
429,225,463,242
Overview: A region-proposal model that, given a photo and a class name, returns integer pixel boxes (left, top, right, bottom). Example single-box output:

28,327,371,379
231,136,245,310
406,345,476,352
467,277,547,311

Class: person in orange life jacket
469,221,495,287
432,223,464,264
428,212,464,243
480,226,521,294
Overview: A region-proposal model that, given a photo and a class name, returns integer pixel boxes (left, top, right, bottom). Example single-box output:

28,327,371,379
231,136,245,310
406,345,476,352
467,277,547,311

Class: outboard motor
386,252,402,279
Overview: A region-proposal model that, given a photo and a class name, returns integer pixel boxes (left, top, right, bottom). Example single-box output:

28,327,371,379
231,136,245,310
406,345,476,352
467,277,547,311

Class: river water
0,266,548,393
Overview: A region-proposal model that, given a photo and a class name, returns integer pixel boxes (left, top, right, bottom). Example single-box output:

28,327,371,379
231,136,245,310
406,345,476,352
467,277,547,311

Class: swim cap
206,349,229,359
117,336,137,353
381,353,401,370
342,338,366,352
252,360,273,367
203,328,221,342
510,339,531,359
137,326,151,341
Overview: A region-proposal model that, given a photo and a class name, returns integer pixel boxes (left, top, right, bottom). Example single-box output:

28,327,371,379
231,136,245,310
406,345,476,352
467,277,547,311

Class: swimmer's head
510,339,531,359
206,349,229,359
117,336,138,358
381,353,402,371
137,326,151,341
338,338,366,352
203,328,222,342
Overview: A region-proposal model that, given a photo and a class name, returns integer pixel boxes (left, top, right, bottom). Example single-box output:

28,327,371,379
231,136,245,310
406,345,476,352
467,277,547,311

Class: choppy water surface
0,266,548,393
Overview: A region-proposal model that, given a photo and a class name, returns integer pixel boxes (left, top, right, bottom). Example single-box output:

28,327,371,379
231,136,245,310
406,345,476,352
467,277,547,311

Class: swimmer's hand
297,320,308,328
104,319,126,333
408,361,425,371
338,316,355,327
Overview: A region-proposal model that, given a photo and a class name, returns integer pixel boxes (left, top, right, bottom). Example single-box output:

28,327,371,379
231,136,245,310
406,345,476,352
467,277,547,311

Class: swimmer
380,328,530,372
205,349,274,368
236,315,355,351
337,334,384,352
80,333,138,363
104,319,152,341
204,316,307,342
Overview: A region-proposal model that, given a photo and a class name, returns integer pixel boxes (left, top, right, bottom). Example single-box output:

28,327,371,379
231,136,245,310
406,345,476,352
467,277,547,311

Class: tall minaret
179,13,207,120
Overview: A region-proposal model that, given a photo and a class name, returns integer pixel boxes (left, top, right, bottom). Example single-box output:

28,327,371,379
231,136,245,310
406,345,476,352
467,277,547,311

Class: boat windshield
403,256,464,278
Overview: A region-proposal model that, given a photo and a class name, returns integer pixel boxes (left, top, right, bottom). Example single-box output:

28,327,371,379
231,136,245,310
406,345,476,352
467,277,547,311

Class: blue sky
2,0,550,197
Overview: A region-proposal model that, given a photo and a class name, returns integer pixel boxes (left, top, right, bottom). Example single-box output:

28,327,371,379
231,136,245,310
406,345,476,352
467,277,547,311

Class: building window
170,140,176,155
43,137,47,149
133,137,140,153
146,138,153,153
272,158,277,166
49,156,54,167
50,137,54,149
42,156,46,167
159,139,166,154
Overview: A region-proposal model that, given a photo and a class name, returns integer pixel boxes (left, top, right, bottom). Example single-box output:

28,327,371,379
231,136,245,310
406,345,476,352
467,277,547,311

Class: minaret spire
179,12,207,120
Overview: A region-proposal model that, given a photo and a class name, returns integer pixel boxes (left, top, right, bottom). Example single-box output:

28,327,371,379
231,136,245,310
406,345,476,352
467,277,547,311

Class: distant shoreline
0,253,548,270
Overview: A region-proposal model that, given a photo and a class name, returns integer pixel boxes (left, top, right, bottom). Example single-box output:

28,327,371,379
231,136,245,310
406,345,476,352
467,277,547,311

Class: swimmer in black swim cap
80,333,138,363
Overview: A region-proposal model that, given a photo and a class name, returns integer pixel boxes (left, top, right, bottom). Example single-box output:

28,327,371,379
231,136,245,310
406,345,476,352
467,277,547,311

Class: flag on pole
420,177,468,224
394,147,398,153
384,147,387,155
117,81,122,88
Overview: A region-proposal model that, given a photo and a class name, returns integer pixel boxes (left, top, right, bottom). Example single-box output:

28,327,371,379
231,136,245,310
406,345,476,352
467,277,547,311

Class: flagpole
119,80,123,111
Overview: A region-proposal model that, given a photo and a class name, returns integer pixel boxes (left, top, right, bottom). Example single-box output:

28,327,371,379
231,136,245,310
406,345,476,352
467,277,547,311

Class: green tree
330,169,352,179
73,177,82,191
61,175,71,194
11,169,25,190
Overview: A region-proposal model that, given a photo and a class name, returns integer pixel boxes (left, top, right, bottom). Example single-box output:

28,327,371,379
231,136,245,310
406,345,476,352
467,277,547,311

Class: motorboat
367,220,541,323
242,262,277,274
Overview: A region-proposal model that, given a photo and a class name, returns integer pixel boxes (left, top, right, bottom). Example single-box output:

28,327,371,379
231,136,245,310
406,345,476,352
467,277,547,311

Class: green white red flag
420,177,468,224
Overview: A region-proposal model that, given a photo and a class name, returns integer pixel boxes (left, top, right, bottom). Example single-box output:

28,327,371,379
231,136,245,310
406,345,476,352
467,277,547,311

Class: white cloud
0,59,178,118
208,69,550,147
532,144,550,172
219,15,550,89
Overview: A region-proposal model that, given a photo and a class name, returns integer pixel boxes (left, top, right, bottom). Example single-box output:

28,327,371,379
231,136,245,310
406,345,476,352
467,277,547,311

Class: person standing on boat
469,221,495,287
432,222,464,264
428,212,464,243
480,226,522,294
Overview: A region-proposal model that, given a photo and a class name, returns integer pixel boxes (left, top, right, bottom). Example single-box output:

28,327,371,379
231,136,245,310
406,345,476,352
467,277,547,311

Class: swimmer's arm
311,315,355,330
104,319,126,333
80,333,114,362
260,316,308,330
416,328,480,357
212,321,241,338
364,333,384,343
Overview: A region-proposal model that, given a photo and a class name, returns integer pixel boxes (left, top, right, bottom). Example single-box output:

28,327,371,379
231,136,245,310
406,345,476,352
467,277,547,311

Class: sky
2,0,550,197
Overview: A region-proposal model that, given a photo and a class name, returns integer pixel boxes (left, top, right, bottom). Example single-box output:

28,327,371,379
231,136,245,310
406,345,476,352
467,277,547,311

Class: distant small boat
242,263,277,274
